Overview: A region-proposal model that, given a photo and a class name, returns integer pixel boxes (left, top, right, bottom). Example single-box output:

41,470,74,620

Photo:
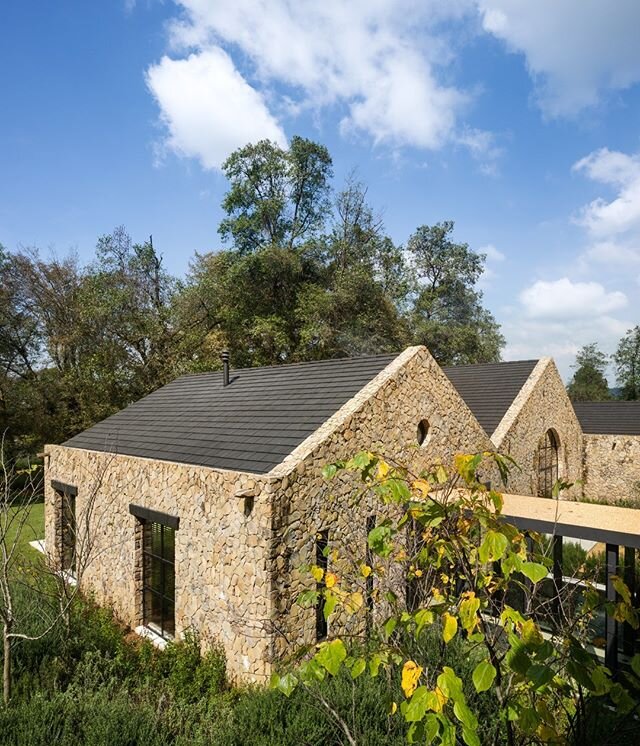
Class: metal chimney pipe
221,350,230,387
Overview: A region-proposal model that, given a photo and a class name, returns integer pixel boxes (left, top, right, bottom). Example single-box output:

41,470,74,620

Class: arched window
537,430,559,498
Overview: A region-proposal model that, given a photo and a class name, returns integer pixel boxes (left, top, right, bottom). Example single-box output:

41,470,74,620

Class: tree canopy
1,136,506,459
566,343,611,401
614,326,640,400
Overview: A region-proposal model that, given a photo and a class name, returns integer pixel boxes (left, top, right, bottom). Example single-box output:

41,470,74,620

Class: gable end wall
491,358,582,498
266,345,495,658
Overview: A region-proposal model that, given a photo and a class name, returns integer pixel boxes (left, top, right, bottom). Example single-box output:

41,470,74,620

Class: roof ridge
442,359,539,370
173,352,401,381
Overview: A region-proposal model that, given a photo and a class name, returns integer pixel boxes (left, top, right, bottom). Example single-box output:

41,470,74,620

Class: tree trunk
3,623,10,706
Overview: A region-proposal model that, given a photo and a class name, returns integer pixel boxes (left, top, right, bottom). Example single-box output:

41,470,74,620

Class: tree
219,137,333,253
567,343,611,401
614,326,640,400
0,439,107,704
406,222,504,364
273,452,640,745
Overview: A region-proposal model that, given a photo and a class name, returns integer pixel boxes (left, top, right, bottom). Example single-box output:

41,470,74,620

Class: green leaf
316,639,347,676
350,657,366,679
479,530,509,563
526,663,554,690
276,672,298,697
297,590,319,608
369,653,383,677
472,660,496,693
424,714,440,744
631,653,640,679
367,524,394,557
437,667,464,700
453,698,478,731
405,686,430,722
462,726,481,746
505,635,532,676
415,609,434,635
442,613,458,644
383,616,397,639
521,562,548,583
612,575,632,605
459,594,480,633
298,659,325,683
323,591,337,621
321,463,339,480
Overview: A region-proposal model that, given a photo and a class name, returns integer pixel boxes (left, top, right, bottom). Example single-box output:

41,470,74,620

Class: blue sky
2,1,640,379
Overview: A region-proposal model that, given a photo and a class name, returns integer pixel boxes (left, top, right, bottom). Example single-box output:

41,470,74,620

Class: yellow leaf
389,701,398,715
325,572,339,589
344,592,364,613
521,619,543,647
377,460,391,480
412,478,431,498
310,565,324,583
360,564,372,578
434,686,447,712
443,613,458,644
401,660,423,698
434,464,448,484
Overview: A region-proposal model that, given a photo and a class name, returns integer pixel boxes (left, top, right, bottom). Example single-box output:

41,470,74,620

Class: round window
417,419,430,446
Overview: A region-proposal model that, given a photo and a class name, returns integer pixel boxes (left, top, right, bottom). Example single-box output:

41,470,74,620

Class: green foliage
219,137,333,253
567,343,611,401
1,137,506,461
276,452,640,745
407,222,505,365
614,325,640,400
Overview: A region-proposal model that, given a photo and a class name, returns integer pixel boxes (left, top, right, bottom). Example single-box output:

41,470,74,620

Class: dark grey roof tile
443,360,538,436
573,402,640,435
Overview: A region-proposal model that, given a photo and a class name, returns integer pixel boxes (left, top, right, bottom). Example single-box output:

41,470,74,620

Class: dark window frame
51,481,77,574
141,520,176,640
316,529,329,641
537,430,559,498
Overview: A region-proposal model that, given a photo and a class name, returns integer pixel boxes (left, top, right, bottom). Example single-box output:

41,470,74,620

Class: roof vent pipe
221,350,230,387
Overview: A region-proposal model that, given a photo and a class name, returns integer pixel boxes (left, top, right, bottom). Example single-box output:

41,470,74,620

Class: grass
3,502,45,562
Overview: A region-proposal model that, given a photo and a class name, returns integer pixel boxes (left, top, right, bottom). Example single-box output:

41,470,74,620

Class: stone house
574,402,640,504
44,345,639,682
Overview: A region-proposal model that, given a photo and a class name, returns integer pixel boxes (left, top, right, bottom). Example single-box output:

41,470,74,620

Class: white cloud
147,0,495,166
519,278,627,320
478,0,640,117
572,147,640,266
501,313,630,380
478,243,505,262
146,48,287,170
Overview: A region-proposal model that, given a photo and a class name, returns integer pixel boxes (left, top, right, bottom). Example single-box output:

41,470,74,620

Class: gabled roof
572,402,640,435
63,354,397,474
442,360,539,437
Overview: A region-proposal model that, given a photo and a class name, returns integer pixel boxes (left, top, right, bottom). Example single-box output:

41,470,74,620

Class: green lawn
3,502,45,562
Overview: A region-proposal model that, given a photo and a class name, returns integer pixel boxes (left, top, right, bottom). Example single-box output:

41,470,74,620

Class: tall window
366,515,376,621
143,521,176,639
61,492,76,573
53,481,77,574
537,430,559,498
316,529,329,641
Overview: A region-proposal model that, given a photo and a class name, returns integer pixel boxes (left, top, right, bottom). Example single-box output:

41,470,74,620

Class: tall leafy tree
567,343,611,401
406,221,504,365
614,326,640,400
219,137,333,253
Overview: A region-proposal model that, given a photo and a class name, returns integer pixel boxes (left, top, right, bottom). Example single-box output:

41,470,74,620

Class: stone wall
266,346,495,657
491,358,583,499
44,445,274,683
582,434,640,504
